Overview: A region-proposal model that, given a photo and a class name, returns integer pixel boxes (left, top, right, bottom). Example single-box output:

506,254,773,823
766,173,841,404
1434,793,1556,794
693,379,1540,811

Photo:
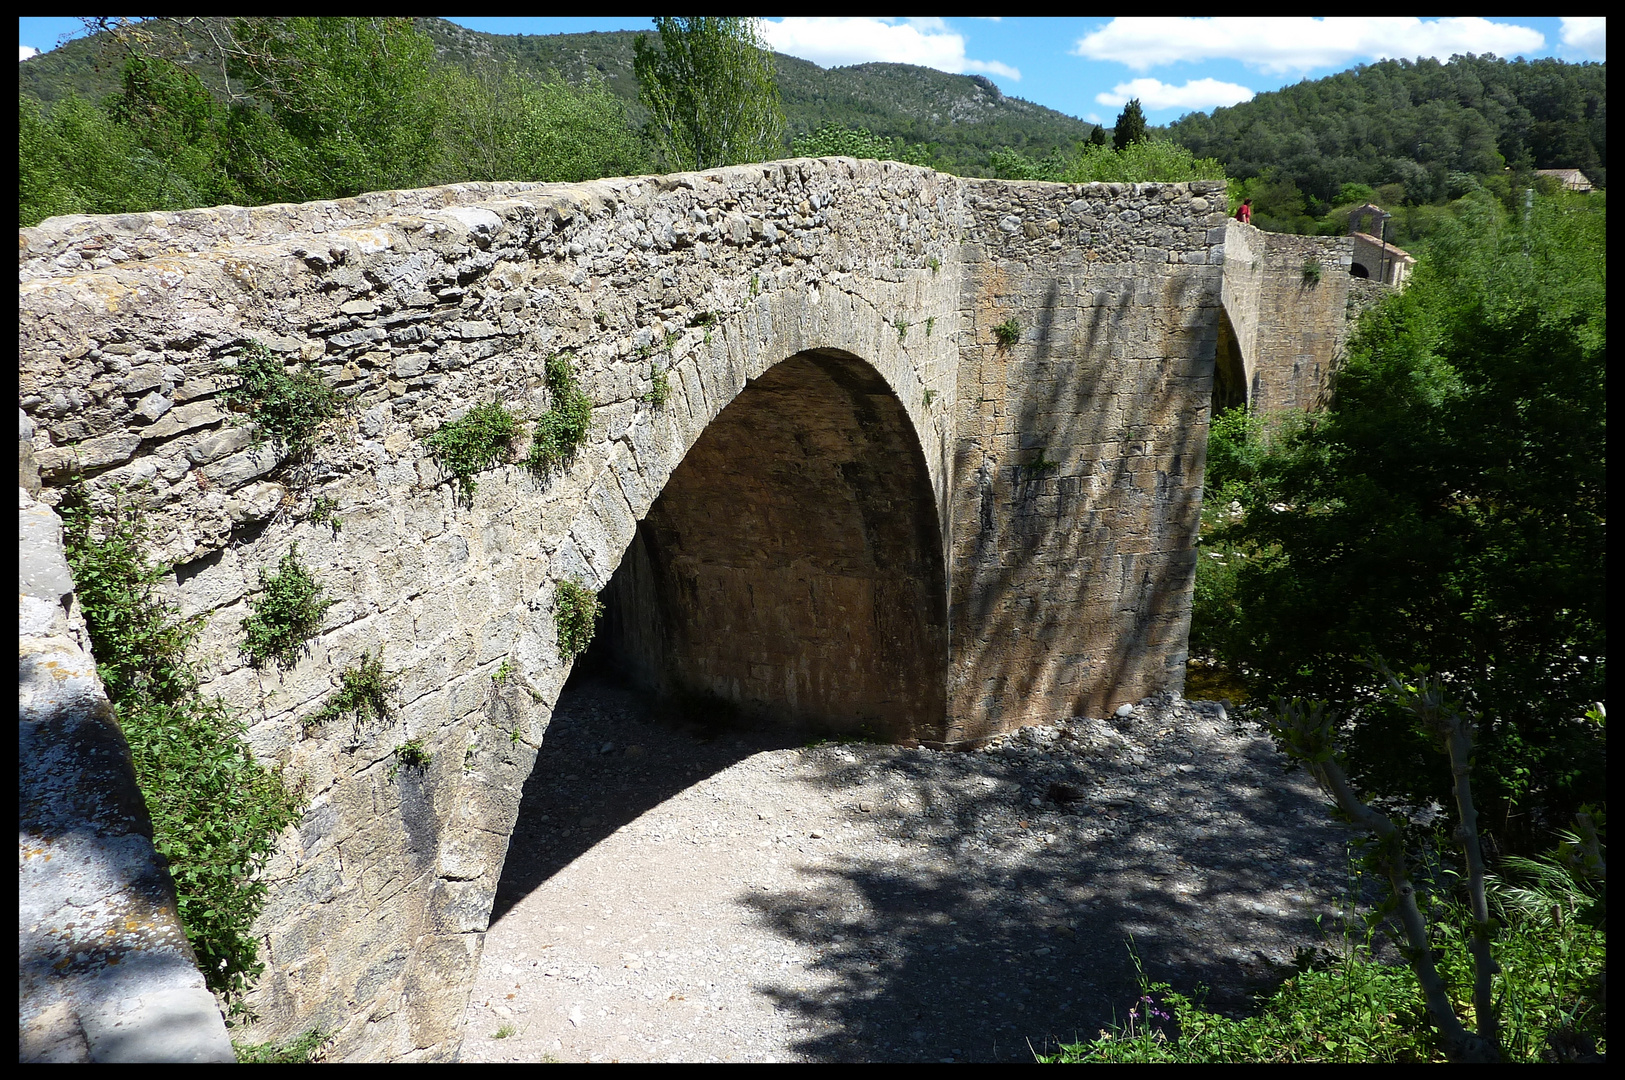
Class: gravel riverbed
458,674,1360,1063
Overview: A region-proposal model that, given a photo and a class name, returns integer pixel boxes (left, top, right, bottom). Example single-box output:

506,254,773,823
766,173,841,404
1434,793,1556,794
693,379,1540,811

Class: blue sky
19,17,1607,126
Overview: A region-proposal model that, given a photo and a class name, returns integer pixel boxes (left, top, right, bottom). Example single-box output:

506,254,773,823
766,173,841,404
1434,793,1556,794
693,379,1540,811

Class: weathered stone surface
18,487,233,1064
19,161,1370,1062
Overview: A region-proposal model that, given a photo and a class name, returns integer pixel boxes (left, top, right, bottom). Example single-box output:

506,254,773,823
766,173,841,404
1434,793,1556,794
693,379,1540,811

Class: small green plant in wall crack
240,543,334,672
307,494,341,535
894,317,909,342
927,255,941,275
644,363,672,408
388,737,432,780
310,649,395,739
925,316,936,338
425,399,518,501
223,340,342,462
994,318,1022,347
528,353,593,471
1025,447,1062,477
1302,258,1323,285
554,579,603,660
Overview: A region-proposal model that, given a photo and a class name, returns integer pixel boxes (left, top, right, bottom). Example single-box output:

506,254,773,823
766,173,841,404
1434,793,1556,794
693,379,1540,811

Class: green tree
1209,189,1606,851
222,17,447,201
633,17,785,171
439,61,649,184
1112,97,1148,151
1089,123,1108,147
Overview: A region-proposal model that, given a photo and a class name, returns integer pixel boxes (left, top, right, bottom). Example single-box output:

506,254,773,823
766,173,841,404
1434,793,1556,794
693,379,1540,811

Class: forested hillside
1167,54,1606,203
18,18,1091,177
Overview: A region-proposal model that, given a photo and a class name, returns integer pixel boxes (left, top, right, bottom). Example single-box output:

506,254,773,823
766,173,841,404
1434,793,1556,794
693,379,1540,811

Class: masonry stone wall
947,179,1227,736
17,162,1332,1059
1220,220,1366,414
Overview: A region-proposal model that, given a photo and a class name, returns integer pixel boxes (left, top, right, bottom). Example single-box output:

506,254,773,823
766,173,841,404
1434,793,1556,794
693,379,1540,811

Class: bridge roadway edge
19,161,1345,1059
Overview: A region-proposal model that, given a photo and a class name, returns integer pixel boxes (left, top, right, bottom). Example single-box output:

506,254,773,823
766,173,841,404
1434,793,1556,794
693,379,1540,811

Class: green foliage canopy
1205,188,1606,848
633,17,785,171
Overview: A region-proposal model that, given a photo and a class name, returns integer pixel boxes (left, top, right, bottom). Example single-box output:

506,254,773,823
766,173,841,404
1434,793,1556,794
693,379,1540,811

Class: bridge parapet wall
1221,220,1358,413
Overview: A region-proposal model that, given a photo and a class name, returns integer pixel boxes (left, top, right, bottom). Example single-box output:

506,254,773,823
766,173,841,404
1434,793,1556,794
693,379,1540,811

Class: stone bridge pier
18,160,1360,1059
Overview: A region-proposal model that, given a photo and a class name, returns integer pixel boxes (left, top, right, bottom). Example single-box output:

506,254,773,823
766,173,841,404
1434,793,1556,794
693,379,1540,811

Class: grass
60,487,302,1006
493,1024,517,1040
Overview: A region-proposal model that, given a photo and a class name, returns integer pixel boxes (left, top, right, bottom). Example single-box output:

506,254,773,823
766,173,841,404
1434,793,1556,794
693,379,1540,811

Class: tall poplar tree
633,17,785,171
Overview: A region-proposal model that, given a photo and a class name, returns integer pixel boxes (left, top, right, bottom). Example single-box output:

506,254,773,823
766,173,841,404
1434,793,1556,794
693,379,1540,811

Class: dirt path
458,675,1358,1063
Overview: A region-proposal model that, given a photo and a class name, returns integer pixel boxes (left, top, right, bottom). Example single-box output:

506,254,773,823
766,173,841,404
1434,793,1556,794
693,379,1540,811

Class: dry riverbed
458,674,1358,1063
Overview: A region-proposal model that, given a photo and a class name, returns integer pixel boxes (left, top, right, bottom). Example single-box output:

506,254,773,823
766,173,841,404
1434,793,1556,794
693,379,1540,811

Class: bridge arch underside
1211,306,1247,415
587,349,948,743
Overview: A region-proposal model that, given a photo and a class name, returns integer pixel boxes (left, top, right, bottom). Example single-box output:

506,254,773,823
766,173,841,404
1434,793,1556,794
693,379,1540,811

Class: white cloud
1074,17,1546,74
1560,17,1606,60
20,45,39,61
1095,77,1255,112
761,17,1020,81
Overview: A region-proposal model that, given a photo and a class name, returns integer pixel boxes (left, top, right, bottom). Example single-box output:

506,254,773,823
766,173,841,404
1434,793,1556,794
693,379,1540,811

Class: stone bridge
18,159,1365,1060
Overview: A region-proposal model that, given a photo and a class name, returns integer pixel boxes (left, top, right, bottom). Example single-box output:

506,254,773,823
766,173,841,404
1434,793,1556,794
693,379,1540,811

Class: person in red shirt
1235,198,1252,225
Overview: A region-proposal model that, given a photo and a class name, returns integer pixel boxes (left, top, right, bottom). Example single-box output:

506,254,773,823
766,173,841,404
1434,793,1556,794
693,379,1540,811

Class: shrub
234,1029,327,1063
60,488,302,1003
554,579,602,660
240,543,334,672
644,363,671,408
993,318,1021,346
311,649,395,739
528,354,593,471
425,399,518,500
222,340,342,461
388,737,432,780
1302,258,1323,285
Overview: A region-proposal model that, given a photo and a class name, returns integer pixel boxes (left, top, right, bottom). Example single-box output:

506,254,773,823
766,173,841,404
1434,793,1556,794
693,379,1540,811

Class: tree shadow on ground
492,671,1361,1062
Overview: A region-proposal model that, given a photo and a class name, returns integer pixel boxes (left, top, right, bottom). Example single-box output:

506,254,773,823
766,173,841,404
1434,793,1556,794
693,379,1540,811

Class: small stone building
1346,204,1415,288
1535,168,1594,193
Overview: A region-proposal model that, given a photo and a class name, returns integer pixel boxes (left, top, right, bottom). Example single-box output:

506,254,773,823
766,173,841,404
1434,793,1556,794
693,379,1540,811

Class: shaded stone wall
597,351,947,742
946,179,1227,737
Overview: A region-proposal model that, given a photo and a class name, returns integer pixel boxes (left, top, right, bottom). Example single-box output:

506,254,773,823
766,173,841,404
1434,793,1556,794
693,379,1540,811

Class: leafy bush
528,354,593,471
60,489,302,1002
311,649,395,739
425,399,518,500
793,121,931,166
993,318,1021,346
222,340,342,461
554,579,603,660
240,543,334,671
